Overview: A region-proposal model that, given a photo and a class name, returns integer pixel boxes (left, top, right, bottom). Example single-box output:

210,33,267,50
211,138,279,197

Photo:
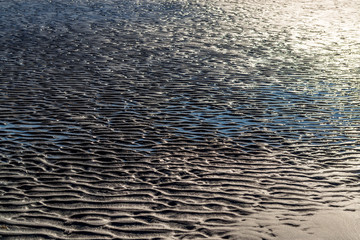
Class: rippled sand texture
1,0,360,239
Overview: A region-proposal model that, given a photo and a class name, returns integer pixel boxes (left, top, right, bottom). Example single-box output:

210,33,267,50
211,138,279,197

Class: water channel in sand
1,0,360,239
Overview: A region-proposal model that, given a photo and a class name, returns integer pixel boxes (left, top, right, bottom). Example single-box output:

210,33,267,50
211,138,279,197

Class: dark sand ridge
1,0,360,239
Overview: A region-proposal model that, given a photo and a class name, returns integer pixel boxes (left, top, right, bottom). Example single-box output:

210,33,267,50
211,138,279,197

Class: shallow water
1,0,360,239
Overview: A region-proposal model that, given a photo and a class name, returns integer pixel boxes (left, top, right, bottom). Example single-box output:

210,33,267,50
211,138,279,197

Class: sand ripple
1,0,360,239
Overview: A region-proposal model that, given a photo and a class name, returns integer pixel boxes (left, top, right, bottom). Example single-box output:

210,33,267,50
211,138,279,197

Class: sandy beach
1,0,360,239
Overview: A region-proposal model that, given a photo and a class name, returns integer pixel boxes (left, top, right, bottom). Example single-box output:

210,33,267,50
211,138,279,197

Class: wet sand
1,0,360,239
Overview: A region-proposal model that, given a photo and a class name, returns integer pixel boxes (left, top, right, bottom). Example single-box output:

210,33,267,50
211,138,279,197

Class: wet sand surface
1,0,360,239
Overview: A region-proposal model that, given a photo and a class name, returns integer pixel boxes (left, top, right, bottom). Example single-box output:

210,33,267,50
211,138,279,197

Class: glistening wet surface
1,0,360,239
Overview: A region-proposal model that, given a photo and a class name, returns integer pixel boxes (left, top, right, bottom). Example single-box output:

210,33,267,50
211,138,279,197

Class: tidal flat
0,0,360,239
